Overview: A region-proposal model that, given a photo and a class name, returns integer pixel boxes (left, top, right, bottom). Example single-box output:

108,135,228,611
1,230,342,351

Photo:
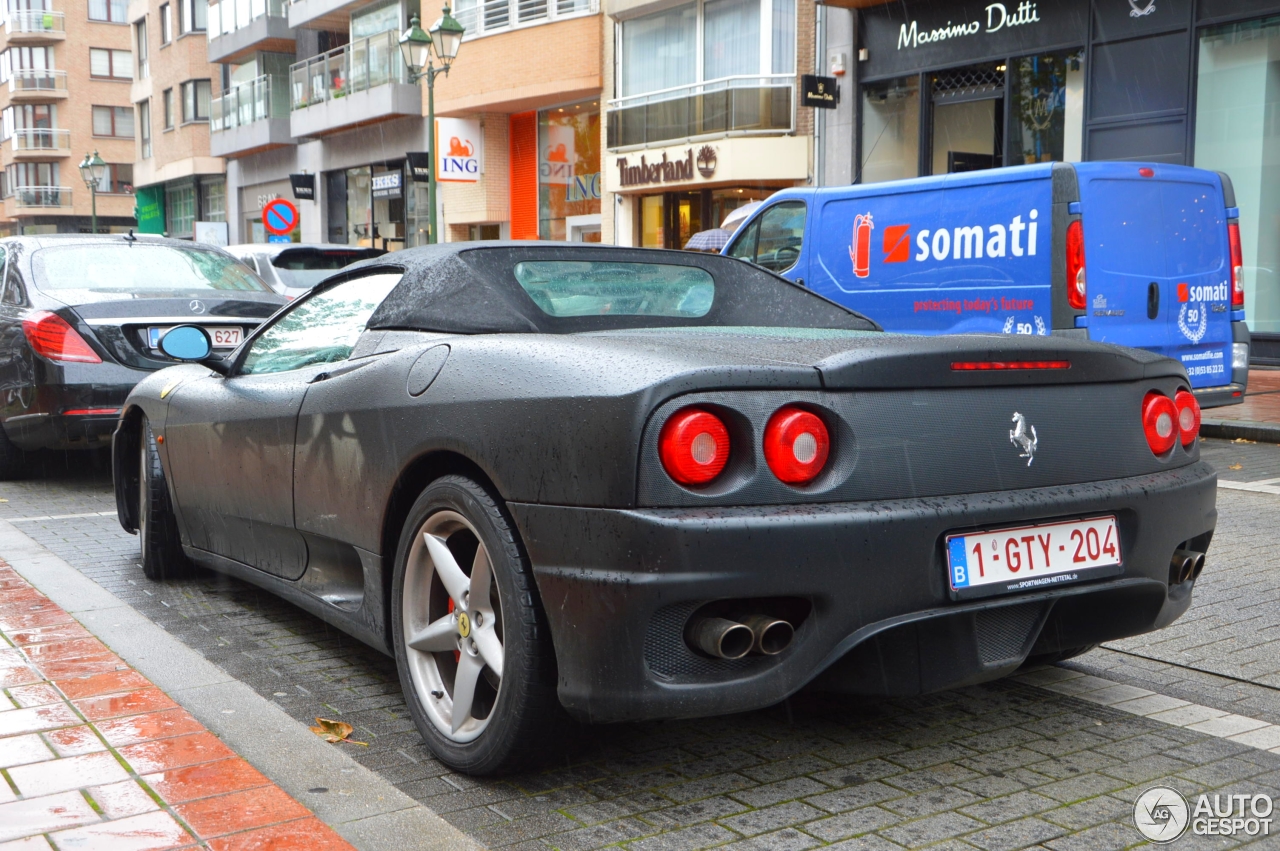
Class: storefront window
200,177,226,223
1007,50,1084,166
1195,18,1280,335
538,103,600,241
640,195,663,248
165,181,195,238
860,76,919,184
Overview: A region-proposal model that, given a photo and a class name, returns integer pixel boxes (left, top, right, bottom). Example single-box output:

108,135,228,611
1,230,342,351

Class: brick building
128,0,227,240
0,0,138,234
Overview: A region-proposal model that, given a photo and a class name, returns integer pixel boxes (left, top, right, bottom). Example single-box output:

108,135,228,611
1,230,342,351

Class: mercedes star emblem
189,300,206,314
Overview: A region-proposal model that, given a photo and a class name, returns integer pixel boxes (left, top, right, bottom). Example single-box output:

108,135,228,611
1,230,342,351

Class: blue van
723,162,1249,406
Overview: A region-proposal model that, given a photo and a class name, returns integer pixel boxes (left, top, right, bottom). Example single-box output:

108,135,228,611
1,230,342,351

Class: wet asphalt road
1,438,1279,850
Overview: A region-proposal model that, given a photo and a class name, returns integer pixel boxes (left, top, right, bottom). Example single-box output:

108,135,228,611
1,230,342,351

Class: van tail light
1066,220,1086,310
22,311,101,364
763,405,830,485
1142,392,1178,456
1174,389,1201,446
658,407,730,486
1228,221,1244,308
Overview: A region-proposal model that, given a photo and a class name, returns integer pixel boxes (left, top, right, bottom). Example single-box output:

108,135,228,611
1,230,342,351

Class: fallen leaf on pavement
310,718,368,746
1229,464,1243,470
1233,438,1256,444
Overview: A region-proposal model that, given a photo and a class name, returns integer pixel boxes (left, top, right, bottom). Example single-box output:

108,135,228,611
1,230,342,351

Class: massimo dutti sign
861,0,1087,80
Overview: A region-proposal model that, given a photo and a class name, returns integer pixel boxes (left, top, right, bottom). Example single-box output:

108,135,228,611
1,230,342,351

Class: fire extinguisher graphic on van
849,213,873,278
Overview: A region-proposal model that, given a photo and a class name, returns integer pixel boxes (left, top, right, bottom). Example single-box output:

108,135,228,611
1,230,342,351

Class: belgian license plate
946,516,1122,599
149,326,243,350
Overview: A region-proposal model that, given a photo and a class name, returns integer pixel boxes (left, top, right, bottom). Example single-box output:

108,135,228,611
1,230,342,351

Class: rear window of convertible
514,261,715,318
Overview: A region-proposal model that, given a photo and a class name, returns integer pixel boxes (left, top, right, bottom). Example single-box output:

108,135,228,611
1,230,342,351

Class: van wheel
138,418,189,581
0,423,27,481
391,476,569,775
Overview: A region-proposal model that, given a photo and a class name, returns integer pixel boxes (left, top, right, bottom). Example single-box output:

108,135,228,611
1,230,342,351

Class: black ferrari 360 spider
112,243,1216,774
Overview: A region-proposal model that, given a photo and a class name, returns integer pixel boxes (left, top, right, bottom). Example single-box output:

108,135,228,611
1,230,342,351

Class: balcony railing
607,74,794,149
8,68,67,94
451,0,595,40
289,30,408,111
11,186,70,207
4,9,64,36
212,74,288,131
209,0,285,37
9,128,69,150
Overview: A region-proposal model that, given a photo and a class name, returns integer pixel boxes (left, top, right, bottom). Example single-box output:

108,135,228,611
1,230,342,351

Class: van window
726,202,806,273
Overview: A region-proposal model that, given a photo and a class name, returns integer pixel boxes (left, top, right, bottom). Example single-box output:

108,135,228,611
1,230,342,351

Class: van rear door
1077,164,1232,389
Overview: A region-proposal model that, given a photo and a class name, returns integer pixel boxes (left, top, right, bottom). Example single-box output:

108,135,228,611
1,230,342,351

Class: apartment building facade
207,0,601,247
601,0,816,247
128,0,226,239
0,0,137,234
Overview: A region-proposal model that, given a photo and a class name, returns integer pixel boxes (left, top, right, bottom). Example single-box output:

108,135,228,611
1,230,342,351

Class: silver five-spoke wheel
402,510,505,742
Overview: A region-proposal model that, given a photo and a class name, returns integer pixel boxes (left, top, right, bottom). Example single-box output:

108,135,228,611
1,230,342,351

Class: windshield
513,261,715,318
272,249,381,291
33,244,272,293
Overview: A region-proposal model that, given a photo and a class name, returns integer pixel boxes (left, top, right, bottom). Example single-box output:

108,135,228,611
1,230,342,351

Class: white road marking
1218,479,1280,495
1015,666,1280,754
6,511,117,522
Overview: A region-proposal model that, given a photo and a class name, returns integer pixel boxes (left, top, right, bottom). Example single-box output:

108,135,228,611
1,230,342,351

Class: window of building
538,102,601,241
92,105,134,137
94,163,133,194
163,88,173,129
160,4,171,43
200,176,225,222
178,0,206,33
1196,15,1280,336
89,48,132,79
5,162,59,190
181,80,210,122
135,20,148,78
165,181,196,237
618,0,795,97
88,0,128,23
1,46,54,84
138,99,151,158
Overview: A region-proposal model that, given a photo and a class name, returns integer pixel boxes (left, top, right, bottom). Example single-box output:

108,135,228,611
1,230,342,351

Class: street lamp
78,151,108,235
400,6,464,245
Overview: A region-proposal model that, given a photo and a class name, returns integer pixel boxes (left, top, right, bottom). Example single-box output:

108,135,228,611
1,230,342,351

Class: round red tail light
763,406,830,485
1142,392,1178,455
1174,389,1200,446
658,407,730,486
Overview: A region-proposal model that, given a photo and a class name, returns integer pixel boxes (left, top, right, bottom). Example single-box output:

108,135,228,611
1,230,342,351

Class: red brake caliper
447,598,460,663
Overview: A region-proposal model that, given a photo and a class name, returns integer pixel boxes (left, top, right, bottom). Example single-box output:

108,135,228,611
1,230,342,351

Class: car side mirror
158,325,230,375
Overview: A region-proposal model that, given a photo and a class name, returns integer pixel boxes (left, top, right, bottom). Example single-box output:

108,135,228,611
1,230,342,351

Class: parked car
725,162,1250,407
225,243,386,299
0,234,284,478
114,243,1216,775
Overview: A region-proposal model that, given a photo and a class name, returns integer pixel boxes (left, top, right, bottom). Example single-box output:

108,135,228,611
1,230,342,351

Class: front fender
112,367,197,533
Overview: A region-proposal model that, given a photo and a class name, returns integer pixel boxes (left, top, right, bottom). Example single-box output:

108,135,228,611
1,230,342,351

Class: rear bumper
512,461,1217,723
1193,382,1246,408
3,381,136,451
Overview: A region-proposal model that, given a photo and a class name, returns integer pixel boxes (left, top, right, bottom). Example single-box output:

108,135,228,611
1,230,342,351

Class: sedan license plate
946,516,1122,599
149,326,243,350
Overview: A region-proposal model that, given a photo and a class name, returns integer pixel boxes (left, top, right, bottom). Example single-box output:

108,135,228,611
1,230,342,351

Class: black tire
1022,644,1098,667
391,475,569,775
0,422,27,481
138,417,189,581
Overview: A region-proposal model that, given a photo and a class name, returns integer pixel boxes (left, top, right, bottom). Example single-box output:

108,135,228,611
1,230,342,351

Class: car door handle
1147,282,1160,320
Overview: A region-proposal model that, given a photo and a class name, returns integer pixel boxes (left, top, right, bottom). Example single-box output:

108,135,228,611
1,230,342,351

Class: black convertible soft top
340,242,878,335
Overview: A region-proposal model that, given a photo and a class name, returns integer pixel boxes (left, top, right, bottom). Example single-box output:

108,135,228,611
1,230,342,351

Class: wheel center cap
456,612,471,638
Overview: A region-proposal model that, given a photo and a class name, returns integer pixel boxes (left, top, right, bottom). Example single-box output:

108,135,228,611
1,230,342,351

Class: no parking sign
262,198,299,237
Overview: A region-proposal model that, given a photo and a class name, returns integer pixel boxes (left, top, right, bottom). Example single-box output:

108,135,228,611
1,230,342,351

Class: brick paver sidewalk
1208,367,1280,426
0,560,356,851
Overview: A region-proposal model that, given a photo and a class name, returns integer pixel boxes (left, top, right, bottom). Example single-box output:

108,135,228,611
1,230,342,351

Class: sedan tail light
22,311,101,364
1142,392,1178,455
763,405,830,485
1174,389,1201,446
1066,219,1086,310
658,407,730,486
1228,221,1245,308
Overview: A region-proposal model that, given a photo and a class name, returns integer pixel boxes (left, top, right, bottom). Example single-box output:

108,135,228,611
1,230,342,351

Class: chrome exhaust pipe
741,614,795,655
689,617,754,660
1170,549,1205,584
